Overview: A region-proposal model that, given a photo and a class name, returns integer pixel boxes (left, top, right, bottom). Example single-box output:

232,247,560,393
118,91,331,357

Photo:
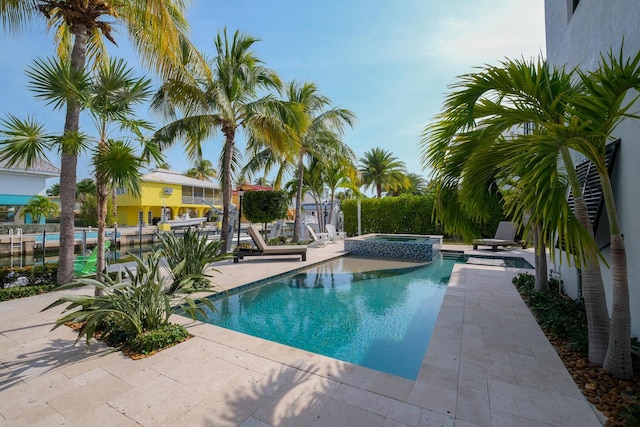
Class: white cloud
427,1,546,68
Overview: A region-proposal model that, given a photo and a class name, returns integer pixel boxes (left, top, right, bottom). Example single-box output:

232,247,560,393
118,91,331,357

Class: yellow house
116,169,221,227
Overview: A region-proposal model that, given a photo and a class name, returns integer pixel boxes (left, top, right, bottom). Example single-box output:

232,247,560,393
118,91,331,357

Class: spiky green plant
42,251,215,348
155,228,227,293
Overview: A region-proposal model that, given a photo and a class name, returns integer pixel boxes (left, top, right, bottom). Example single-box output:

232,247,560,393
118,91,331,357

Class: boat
166,214,207,229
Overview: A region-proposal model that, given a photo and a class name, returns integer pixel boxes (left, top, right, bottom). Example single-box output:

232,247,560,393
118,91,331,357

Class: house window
138,210,144,225
115,187,126,195
147,211,152,226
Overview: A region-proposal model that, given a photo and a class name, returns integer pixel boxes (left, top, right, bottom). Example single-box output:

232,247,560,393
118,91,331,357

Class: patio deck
0,243,602,426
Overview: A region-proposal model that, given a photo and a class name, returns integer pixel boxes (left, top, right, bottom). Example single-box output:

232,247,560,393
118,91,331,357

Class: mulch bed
543,330,640,426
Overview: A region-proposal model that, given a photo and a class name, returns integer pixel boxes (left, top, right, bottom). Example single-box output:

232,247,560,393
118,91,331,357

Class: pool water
195,255,459,380
34,231,120,242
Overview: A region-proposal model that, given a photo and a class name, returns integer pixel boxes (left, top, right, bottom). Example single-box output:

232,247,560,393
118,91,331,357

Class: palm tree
185,159,217,181
76,178,97,202
359,147,408,198
152,29,302,251
386,173,428,196
46,183,60,196
0,1,197,285
1,56,156,283
568,49,640,379
419,56,630,374
322,162,359,226
247,81,355,242
21,195,59,223
156,161,171,169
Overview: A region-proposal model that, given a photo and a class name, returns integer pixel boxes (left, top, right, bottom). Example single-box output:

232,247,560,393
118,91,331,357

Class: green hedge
342,194,505,239
342,195,444,236
0,285,56,301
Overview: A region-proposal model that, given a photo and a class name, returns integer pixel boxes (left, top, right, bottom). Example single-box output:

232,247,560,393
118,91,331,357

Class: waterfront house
115,168,221,226
0,158,60,224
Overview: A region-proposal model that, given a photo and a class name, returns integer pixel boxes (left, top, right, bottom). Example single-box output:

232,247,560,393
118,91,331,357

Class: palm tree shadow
0,335,114,393
199,358,353,426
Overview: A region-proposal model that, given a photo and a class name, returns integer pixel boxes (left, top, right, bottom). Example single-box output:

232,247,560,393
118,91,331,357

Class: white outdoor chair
306,225,328,247
325,224,346,242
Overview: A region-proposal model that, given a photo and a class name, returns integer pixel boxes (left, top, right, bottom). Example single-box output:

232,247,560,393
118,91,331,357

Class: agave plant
42,251,216,347
155,228,227,294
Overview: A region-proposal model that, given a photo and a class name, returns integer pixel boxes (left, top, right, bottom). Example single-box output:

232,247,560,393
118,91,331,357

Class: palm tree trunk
57,26,88,285
95,178,109,292
533,222,549,292
561,148,610,365
293,154,304,242
600,172,632,379
220,127,235,252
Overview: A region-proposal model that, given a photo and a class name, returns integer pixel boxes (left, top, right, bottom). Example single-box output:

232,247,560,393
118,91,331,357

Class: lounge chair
472,221,523,251
325,224,346,242
306,225,328,247
234,225,307,263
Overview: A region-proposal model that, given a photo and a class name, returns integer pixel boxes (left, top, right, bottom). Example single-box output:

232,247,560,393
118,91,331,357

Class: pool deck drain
0,243,601,426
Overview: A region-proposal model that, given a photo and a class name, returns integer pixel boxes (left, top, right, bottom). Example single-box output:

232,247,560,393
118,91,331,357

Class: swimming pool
34,231,120,242
193,255,458,380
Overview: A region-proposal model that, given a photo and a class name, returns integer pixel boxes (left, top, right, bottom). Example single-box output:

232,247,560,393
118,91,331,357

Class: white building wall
545,0,640,337
0,172,48,196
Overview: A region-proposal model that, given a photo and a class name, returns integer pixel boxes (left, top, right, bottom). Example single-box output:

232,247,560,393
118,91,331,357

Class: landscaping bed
513,273,640,426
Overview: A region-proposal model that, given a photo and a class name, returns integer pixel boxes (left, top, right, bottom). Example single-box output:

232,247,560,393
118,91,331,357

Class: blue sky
0,0,545,188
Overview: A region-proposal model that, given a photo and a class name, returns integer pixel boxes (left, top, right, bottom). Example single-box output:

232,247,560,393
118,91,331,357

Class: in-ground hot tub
344,234,442,262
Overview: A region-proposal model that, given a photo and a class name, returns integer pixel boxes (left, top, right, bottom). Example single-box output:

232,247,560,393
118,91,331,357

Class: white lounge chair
472,221,523,251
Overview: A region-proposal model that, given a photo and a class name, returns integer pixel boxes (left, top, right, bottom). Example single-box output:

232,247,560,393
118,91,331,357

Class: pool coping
0,243,603,426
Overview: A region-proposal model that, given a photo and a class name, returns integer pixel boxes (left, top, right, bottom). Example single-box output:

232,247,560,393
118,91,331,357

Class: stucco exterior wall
545,0,640,337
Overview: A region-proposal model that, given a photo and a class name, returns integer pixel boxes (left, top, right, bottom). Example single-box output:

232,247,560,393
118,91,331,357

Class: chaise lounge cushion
472,221,522,251
234,225,307,262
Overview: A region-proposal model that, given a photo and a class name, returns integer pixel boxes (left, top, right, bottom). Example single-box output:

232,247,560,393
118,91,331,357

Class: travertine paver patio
0,243,602,426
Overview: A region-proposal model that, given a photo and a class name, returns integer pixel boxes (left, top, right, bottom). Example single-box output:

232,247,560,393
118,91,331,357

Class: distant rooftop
144,168,220,189
0,157,60,177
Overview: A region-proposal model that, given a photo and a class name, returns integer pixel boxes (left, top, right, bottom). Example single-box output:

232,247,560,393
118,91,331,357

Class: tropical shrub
78,194,115,227
242,190,289,225
0,285,56,301
513,273,588,353
129,323,190,355
155,228,226,293
43,251,215,349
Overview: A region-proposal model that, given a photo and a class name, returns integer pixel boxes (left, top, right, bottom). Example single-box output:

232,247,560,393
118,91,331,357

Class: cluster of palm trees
421,51,640,379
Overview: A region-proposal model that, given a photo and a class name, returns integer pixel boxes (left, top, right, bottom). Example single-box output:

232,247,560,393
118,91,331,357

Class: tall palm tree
0,0,197,285
568,49,640,379
322,162,359,226
359,147,408,198
422,56,628,374
248,81,355,242
1,56,155,283
185,159,217,181
152,29,300,251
